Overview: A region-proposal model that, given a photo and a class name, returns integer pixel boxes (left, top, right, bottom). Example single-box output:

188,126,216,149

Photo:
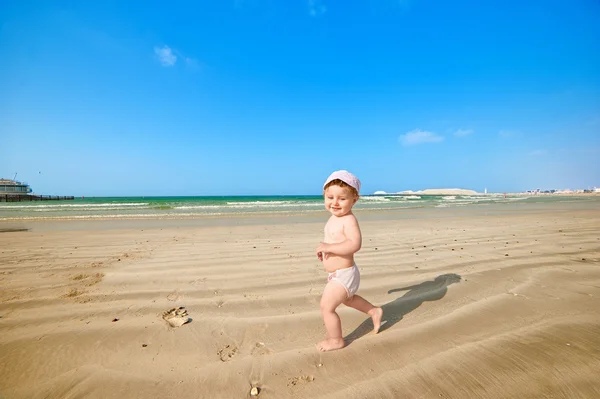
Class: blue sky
1,0,599,196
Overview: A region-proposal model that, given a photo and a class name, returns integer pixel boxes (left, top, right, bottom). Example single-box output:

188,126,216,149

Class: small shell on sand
250,386,259,396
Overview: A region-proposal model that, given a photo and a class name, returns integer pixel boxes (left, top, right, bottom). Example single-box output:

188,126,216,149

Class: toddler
316,170,383,351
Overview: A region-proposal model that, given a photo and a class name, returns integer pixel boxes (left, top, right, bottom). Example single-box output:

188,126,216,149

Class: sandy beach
1,201,599,398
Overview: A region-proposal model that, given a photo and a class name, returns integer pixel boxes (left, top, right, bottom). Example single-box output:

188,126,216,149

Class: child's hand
316,243,330,261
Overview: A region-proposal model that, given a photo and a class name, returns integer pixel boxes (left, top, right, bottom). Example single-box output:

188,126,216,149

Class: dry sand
1,203,600,398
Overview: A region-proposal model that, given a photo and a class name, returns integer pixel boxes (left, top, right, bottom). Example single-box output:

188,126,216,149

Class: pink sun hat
323,170,361,193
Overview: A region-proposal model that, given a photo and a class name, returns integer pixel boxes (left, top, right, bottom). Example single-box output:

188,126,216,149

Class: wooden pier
1,194,75,202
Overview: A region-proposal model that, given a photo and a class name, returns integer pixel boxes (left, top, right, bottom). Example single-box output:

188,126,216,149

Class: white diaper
328,264,361,298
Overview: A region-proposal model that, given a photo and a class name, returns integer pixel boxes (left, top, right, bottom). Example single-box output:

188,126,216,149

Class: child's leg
318,281,348,351
344,295,383,334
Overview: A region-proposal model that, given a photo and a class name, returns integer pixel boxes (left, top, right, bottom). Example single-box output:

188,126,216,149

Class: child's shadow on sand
345,273,462,345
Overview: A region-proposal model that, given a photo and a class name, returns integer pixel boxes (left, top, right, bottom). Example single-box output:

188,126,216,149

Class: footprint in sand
287,375,315,387
217,344,238,362
162,307,191,327
251,342,272,356
190,278,207,286
167,291,181,301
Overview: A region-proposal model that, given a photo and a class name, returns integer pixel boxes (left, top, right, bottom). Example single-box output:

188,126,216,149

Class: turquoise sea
0,194,596,221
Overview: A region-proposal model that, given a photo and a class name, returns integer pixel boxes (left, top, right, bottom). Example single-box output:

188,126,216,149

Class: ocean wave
0,209,329,221
360,196,392,202
175,203,320,210
226,200,293,205
30,206,154,212
0,212,223,221
0,202,149,209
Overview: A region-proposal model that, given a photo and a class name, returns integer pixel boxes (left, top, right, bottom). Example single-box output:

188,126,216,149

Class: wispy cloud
308,0,326,16
453,128,474,138
154,45,177,67
154,46,199,70
399,129,444,146
183,56,200,70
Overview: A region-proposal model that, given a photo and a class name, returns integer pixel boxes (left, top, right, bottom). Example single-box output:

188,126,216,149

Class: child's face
324,185,358,217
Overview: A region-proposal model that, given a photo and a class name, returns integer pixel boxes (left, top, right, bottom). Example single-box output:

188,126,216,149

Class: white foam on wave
0,212,225,221
175,202,320,210
226,200,291,205
30,206,152,212
0,202,149,209
360,196,391,202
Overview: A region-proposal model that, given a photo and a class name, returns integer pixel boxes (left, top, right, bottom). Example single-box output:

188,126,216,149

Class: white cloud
308,0,326,16
399,129,444,146
154,45,177,67
453,128,473,138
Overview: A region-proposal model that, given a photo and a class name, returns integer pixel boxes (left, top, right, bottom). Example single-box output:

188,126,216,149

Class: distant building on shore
0,178,32,195
0,178,73,202
524,187,599,194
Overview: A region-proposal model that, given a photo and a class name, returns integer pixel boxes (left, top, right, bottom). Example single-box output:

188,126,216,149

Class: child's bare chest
324,222,345,243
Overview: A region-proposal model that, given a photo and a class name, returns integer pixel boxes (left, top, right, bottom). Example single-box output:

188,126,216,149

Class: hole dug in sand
162,306,192,328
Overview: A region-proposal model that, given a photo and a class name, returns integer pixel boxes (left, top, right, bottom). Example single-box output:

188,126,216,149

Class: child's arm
318,216,362,256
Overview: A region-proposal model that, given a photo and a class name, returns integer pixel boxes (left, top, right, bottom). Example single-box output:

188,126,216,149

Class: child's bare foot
369,307,383,334
317,338,345,352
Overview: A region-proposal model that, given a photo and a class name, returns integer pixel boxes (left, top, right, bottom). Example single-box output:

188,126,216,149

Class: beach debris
162,306,191,328
112,318,119,322
142,344,148,347
250,386,259,396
